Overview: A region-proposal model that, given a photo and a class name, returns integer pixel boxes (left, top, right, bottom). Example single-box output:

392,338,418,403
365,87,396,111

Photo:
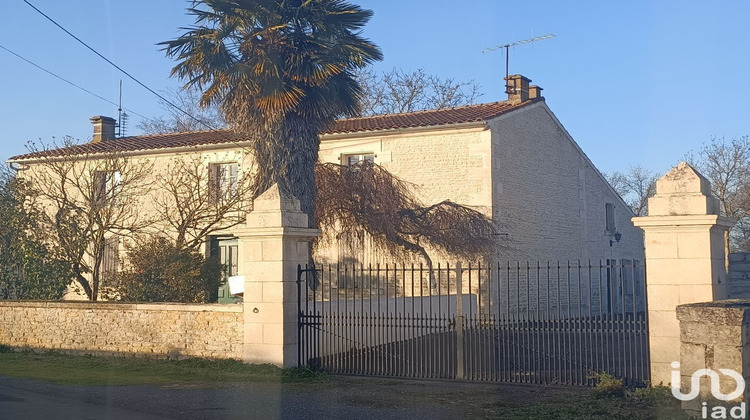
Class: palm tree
161,0,382,224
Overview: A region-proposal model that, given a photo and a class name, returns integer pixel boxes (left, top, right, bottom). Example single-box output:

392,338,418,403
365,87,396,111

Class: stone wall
0,301,243,359
676,301,750,415
728,253,750,298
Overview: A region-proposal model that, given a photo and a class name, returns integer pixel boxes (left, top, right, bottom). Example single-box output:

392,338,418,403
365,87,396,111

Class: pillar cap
631,214,736,229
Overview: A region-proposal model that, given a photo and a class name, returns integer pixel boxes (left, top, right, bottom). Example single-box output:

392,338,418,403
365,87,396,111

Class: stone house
7,74,643,301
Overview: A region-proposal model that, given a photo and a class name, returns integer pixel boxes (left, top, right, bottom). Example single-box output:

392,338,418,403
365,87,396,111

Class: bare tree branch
22,137,154,300
136,86,226,135
688,136,750,252
152,156,253,251
605,166,659,216
355,68,484,116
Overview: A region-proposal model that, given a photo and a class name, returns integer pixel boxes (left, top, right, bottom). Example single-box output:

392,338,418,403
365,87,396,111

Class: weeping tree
315,162,496,275
161,0,383,225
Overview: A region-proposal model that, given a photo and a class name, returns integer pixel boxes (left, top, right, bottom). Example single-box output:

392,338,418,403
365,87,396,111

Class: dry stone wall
0,301,243,359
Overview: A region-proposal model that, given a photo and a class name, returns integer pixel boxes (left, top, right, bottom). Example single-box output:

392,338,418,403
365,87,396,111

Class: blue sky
1,1,749,177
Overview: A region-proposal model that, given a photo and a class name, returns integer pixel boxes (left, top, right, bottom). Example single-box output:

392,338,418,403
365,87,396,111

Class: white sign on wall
228,275,245,295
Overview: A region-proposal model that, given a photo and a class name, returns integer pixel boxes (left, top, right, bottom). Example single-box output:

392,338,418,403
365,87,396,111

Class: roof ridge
9,98,541,162
338,100,512,122
118,128,235,140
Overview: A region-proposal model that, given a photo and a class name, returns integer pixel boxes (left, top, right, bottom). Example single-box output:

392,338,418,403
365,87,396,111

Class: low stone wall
0,301,243,359
676,300,750,415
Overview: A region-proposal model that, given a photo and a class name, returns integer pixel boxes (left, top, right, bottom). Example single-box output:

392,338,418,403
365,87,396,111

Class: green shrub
589,371,625,396
117,236,221,303
626,383,672,399
0,172,73,300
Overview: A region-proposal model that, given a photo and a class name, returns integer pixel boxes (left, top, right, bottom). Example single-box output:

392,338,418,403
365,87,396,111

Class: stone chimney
90,116,116,143
529,85,543,100
505,74,541,104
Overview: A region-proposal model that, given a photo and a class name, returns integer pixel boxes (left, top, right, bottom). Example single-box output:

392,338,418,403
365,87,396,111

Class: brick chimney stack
505,74,542,104
90,116,116,143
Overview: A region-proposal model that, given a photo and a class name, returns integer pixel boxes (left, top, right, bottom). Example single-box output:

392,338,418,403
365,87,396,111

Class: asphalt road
0,374,567,419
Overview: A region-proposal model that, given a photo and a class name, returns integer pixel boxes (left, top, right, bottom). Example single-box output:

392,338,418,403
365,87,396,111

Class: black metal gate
297,260,649,386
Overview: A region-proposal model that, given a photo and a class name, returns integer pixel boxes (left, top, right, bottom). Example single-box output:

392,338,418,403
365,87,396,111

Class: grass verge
0,349,328,386
0,350,692,418
486,388,690,420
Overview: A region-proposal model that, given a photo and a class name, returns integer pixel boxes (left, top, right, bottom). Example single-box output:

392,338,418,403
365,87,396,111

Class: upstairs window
605,203,616,233
93,170,121,204
210,163,239,203
344,153,375,166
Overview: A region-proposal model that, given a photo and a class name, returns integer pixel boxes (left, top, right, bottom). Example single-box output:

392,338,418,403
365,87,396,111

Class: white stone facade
319,101,644,263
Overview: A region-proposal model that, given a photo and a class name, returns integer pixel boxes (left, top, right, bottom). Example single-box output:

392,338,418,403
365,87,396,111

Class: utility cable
0,42,149,120
23,0,216,131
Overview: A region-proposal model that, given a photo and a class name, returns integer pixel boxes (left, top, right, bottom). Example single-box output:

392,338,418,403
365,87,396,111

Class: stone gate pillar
632,162,735,385
234,184,320,368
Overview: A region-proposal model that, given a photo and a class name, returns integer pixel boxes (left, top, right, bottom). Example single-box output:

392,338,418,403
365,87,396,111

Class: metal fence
297,260,649,386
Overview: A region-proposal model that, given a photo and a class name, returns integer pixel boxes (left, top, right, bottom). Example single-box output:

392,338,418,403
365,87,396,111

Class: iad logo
671,361,746,419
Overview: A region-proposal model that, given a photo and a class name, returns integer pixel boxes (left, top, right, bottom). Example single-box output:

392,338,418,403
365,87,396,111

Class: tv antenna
116,80,128,137
483,34,555,94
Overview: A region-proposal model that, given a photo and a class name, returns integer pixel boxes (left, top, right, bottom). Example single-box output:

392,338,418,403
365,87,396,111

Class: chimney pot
90,116,116,143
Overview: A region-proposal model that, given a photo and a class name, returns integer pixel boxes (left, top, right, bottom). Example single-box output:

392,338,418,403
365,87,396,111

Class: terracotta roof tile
324,100,525,134
9,99,538,161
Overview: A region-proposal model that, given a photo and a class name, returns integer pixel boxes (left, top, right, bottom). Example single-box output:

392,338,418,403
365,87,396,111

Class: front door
216,238,239,303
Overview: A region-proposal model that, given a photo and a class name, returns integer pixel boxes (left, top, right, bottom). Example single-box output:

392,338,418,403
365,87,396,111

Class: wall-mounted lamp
610,231,622,247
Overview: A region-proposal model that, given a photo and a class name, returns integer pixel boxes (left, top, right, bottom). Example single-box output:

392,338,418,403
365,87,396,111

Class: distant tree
24,138,154,301
136,86,226,135
688,136,750,252
315,162,495,276
0,168,72,299
117,236,221,303
356,67,483,116
605,166,659,216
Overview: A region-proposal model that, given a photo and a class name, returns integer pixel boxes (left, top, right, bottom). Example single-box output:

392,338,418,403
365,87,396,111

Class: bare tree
356,67,483,116
152,156,253,251
605,166,659,216
23,138,154,300
136,86,226,135
315,162,495,274
688,136,750,252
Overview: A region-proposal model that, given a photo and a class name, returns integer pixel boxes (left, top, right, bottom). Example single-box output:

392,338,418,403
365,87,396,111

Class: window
219,242,238,278
605,203,616,233
100,236,120,286
93,170,121,204
344,153,375,166
210,163,239,202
